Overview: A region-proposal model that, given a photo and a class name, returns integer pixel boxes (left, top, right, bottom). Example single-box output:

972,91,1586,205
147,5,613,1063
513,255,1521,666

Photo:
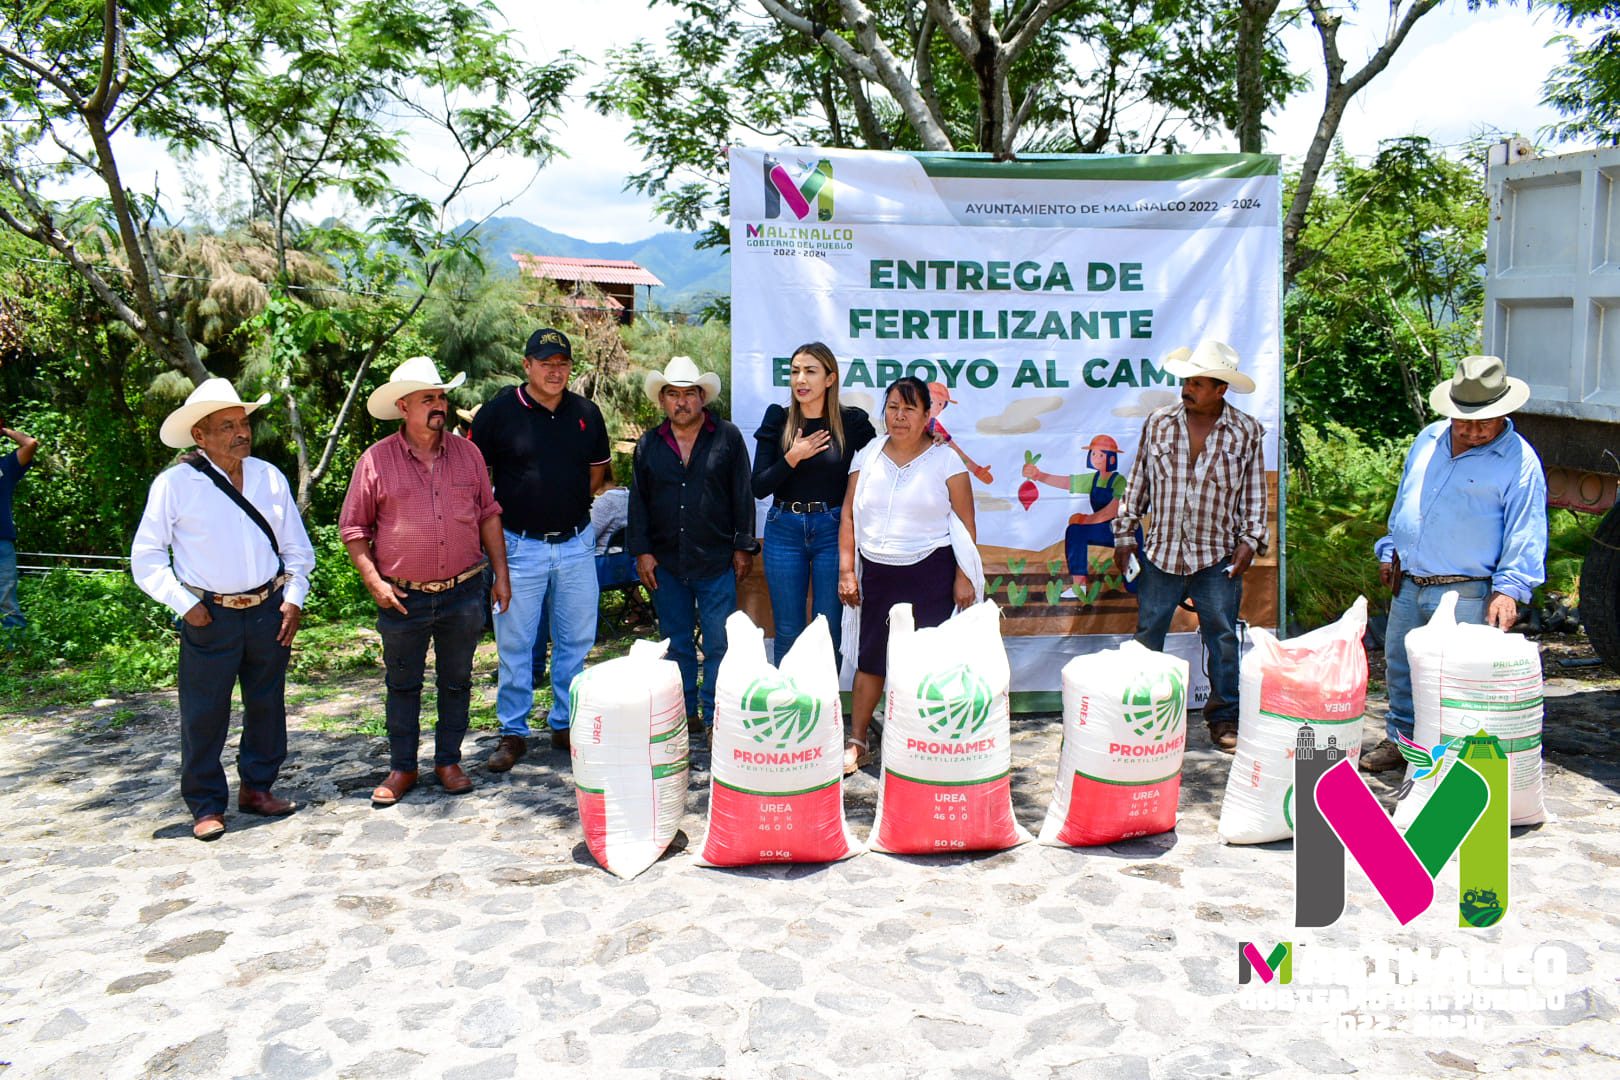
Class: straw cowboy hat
160,378,271,449
366,356,467,420
1428,355,1530,420
643,355,722,404
1160,340,1256,394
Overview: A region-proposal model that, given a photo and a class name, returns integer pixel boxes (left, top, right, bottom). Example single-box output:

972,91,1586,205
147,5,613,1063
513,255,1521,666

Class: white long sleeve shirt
131,454,315,618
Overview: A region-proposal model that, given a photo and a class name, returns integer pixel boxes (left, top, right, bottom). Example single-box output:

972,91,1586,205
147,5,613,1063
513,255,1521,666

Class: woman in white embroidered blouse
837,376,976,775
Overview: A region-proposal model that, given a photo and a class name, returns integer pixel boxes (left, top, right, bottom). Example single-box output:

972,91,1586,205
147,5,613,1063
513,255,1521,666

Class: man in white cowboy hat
1111,340,1268,754
339,357,511,806
1360,355,1548,773
470,327,611,769
131,378,315,840
628,355,756,739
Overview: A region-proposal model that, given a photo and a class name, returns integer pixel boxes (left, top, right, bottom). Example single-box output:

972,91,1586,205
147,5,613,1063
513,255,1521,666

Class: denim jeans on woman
377,574,487,771
1133,554,1243,728
762,505,842,667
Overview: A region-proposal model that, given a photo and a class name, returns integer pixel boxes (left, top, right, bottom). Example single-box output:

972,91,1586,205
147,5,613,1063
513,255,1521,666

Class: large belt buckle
220,593,258,610
421,579,451,594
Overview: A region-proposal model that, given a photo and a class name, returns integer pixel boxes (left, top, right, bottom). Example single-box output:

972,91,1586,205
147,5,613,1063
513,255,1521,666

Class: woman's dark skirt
856,545,957,676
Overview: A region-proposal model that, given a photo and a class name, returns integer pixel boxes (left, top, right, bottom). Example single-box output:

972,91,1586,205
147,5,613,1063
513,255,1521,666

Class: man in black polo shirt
629,356,756,740
471,328,610,767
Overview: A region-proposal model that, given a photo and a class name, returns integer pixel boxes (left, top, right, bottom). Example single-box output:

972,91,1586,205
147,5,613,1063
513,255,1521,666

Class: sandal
843,736,872,776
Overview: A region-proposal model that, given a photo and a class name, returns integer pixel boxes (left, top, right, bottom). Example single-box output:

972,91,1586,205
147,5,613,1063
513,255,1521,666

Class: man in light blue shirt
1361,355,1547,773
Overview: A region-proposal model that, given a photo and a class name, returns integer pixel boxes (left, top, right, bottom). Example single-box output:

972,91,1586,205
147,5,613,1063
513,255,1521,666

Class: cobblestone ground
1,670,1617,1079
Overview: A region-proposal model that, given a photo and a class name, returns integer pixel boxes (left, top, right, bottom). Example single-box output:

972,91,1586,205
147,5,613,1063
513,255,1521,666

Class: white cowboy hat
643,355,722,405
1429,355,1529,420
366,356,467,420
1161,340,1256,394
160,377,271,449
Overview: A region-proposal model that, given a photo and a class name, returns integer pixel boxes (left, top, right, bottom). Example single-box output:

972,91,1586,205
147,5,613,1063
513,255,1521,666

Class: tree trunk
1234,0,1283,154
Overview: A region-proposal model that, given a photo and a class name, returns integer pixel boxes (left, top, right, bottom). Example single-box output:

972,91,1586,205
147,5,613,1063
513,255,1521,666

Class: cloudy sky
83,1,1585,244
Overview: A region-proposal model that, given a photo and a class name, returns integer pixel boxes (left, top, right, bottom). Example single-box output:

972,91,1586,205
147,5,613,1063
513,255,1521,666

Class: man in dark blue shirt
629,356,756,739
0,415,39,632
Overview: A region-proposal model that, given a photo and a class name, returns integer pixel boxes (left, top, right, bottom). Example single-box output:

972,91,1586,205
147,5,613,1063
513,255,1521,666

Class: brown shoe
435,764,473,795
238,788,297,816
550,727,571,752
1360,739,1407,773
192,814,226,841
371,770,418,807
1209,722,1239,754
487,735,527,773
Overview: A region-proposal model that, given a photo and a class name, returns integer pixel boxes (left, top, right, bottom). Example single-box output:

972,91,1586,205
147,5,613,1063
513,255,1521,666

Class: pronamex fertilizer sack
699,612,860,866
1393,590,1548,829
1218,598,1369,845
570,639,690,879
1039,642,1190,846
870,600,1029,854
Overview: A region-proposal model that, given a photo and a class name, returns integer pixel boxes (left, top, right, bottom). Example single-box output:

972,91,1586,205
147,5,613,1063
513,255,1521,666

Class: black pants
178,592,291,817
378,575,486,771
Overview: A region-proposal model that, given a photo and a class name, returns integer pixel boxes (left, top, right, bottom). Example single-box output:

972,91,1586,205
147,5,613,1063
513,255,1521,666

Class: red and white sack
870,600,1029,854
570,639,689,879
1218,597,1369,845
1040,642,1190,846
1394,590,1548,829
699,612,860,866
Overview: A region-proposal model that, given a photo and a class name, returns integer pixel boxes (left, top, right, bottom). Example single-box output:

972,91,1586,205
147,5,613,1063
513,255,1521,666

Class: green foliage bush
304,524,375,624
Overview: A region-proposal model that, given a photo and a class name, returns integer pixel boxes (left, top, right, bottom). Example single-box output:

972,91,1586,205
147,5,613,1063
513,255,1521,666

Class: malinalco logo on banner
1294,729,1510,928
730,147,1283,695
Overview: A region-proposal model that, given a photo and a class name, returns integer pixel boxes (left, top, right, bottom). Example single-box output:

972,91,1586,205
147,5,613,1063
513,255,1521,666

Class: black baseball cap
525,327,572,362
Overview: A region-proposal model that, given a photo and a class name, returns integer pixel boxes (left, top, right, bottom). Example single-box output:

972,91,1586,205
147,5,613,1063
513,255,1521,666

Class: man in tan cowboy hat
628,355,756,739
1361,355,1547,773
339,357,511,806
131,378,315,840
1111,340,1268,753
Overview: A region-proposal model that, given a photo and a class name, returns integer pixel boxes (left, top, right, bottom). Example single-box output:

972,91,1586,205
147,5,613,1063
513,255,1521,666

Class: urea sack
1040,642,1190,846
1218,598,1369,845
570,639,690,879
870,600,1029,854
1393,590,1547,829
699,612,860,866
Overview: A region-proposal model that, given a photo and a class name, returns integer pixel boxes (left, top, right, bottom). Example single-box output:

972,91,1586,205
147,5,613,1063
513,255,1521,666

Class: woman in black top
752,342,877,669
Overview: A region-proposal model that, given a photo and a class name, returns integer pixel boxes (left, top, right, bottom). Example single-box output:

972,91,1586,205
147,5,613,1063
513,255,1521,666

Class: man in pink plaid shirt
1111,341,1268,753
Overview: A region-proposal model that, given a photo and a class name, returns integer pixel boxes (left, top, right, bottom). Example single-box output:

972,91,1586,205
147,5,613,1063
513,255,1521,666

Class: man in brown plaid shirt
1111,341,1268,753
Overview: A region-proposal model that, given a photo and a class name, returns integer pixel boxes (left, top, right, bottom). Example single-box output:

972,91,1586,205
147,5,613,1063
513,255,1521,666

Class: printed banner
729,147,1282,693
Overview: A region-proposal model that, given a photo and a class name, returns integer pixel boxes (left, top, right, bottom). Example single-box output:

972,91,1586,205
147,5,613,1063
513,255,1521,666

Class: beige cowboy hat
367,356,467,420
643,355,722,405
1161,340,1256,394
1429,355,1530,420
160,377,271,448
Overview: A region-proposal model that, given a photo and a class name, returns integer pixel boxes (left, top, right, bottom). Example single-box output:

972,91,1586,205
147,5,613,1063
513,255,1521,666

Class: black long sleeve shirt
627,412,757,580
750,404,877,504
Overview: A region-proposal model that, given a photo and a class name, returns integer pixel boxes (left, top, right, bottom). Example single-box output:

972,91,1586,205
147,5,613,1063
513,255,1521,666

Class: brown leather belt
387,561,487,594
1407,573,1488,588
185,573,290,610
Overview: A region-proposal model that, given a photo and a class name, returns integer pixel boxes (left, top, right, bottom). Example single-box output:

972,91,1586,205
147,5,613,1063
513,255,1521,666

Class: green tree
1541,0,1620,145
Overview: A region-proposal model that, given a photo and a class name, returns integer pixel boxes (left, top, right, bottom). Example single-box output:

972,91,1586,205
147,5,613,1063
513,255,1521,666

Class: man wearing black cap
471,329,611,770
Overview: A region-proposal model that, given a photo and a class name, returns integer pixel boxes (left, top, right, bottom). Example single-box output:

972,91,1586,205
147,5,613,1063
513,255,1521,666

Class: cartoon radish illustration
1019,451,1042,510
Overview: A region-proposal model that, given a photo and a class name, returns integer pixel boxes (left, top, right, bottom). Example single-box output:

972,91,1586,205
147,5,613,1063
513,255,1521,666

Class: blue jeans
1383,578,1490,740
652,565,736,724
494,530,598,735
1134,554,1243,727
0,539,23,629
762,506,842,667
378,575,487,770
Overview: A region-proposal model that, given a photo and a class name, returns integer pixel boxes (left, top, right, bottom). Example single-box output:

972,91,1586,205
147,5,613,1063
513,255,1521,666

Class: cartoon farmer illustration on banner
1022,434,1142,603
926,382,994,485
